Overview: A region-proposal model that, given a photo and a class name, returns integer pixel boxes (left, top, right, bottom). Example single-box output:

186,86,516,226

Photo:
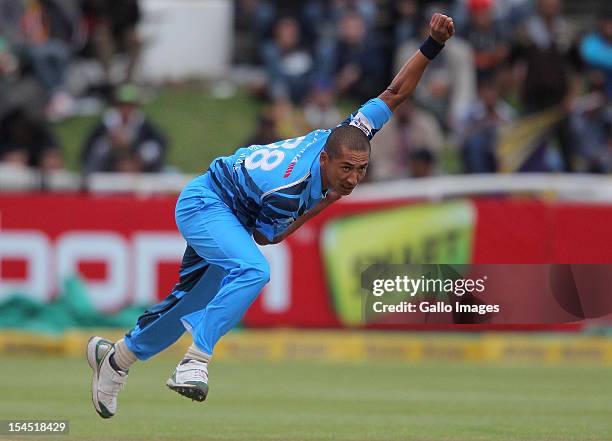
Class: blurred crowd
0,0,166,174
1,0,611,180
235,0,612,178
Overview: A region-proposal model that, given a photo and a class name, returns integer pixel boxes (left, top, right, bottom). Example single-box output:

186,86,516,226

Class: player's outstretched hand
429,13,454,44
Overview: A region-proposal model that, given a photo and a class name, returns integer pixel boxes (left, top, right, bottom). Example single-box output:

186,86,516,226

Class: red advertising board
1,194,612,328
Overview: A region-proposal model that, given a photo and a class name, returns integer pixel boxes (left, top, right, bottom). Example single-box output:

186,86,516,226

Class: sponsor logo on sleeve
349,112,373,138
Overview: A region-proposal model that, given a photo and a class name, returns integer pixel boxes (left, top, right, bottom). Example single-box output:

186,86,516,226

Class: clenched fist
429,13,455,44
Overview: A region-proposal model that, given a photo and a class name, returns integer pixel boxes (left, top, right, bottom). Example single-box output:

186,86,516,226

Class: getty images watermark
361,264,612,324
361,264,500,323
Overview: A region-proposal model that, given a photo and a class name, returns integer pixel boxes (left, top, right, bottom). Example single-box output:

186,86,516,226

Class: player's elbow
255,235,284,246
254,235,271,246
267,235,284,245
253,230,273,246
379,88,404,113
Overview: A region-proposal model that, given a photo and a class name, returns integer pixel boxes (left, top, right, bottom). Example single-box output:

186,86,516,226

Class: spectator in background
244,109,281,146
601,118,612,173
370,99,444,180
512,0,578,171
461,0,509,82
302,77,342,131
79,0,141,84
0,106,64,171
318,10,386,102
458,74,515,173
393,0,421,46
574,7,612,173
580,9,612,99
498,0,534,34
269,99,309,139
233,0,276,65
0,4,49,118
514,0,577,112
303,0,377,46
451,0,532,36
261,16,314,104
1,0,81,121
408,148,436,178
394,13,476,129
256,77,343,140
235,0,276,40
0,35,20,111
81,84,167,173
570,90,611,173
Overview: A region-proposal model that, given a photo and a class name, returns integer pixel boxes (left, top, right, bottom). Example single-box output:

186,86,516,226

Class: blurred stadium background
1,0,612,440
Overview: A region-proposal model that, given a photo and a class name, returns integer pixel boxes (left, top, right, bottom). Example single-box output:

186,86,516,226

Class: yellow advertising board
321,201,476,325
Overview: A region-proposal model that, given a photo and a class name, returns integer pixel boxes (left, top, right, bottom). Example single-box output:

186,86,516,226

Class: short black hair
324,125,371,159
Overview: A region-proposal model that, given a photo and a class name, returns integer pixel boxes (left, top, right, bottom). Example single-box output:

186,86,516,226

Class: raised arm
379,13,455,112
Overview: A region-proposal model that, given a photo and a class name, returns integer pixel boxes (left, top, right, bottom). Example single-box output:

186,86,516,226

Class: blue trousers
125,173,270,359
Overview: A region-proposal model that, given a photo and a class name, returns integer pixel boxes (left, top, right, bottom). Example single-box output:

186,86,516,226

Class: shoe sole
86,336,114,419
166,378,209,402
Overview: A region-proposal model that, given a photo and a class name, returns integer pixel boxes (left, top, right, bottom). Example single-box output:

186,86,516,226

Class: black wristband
419,36,444,60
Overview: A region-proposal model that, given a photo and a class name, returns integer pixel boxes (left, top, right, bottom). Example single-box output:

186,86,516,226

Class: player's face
322,146,370,196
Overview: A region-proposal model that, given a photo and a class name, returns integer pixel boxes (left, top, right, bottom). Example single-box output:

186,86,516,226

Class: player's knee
245,261,270,287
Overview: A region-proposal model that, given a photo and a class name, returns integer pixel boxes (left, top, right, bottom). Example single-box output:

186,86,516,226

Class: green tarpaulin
0,277,145,334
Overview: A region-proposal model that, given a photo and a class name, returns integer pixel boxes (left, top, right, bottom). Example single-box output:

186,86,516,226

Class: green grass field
53,85,461,174
1,355,611,441
54,86,261,173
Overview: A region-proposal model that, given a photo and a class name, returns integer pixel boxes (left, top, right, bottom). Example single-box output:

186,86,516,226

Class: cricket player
87,13,455,418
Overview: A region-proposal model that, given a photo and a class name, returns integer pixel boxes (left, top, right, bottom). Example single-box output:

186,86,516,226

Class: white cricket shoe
166,359,209,402
86,336,128,418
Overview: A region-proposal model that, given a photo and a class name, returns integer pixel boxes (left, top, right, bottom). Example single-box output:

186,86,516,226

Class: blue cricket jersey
205,98,392,241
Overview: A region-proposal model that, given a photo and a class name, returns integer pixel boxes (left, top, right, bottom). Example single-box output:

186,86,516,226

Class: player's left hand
429,13,455,44
324,189,342,204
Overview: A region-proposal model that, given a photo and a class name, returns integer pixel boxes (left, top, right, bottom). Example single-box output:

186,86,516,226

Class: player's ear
320,150,329,168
